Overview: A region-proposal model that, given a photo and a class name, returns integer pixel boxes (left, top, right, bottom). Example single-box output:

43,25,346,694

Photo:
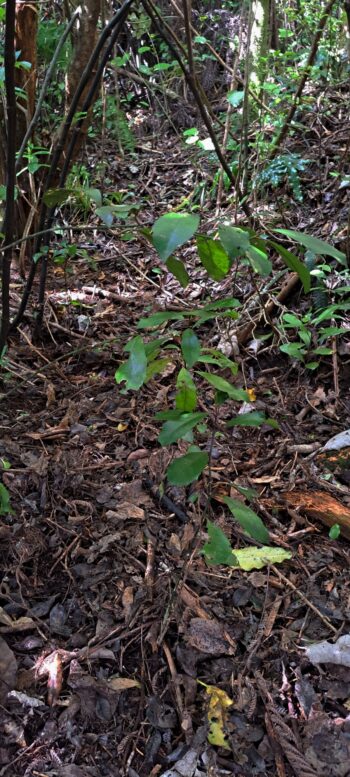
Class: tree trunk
64,0,101,164
15,0,38,148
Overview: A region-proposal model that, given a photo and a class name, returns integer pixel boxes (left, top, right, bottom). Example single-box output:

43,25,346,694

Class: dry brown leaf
186,618,236,656
0,608,35,633
108,677,141,691
122,586,134,620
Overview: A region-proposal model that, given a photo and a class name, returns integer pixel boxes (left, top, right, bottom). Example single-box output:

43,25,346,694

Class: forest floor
1,85,350,777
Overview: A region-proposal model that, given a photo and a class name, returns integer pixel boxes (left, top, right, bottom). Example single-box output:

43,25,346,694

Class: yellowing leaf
199,681,233,750
247,387,256,401
117,422,128,432
231,546,291,571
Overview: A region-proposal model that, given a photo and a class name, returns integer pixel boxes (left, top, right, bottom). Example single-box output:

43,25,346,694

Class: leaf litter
0,97,350,777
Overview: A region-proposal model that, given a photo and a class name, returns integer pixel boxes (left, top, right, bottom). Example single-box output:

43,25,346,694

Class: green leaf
155,410,184,420
137,311,186,328
246,245,272,277
218,226,250,258
96,205,115,227
227,90,245,107
166,256,190,287
198,353,238,375
224,496,270,544
181,329,201,368
329,524,341,540
167,451,209,485
275,229,347,266
153,213,200,261
268,240,311,292
312,346,333,356
145,357,170,381
202,298,241,311
227,411,279,429
175,368,197,412
43,188,75,207
280,343,306,360
115,335,147,390
202,521,237,566
231,546,292,570
283,313,304,328
197,236,230,281
0,483,13,515
158,412,206,446
86,188,102,206
197,372,248,401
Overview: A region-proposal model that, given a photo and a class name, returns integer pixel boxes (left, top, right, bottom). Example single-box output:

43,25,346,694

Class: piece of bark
282,490,350,539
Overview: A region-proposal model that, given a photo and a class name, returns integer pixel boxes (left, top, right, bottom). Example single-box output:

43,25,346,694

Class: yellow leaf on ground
199,681,233,750
232,546,292,571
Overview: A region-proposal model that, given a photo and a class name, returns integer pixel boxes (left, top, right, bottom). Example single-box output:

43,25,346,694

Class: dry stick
269,0,338,160
0,0,17,353
142,0,253,222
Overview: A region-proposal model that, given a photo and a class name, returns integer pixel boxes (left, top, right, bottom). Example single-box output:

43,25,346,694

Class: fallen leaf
108,677,141,691
199,681,233,750
187,618,235,656
305,634,350,668
231,546,292,571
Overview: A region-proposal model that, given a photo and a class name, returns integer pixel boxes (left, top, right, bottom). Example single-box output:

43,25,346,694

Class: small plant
255,153,309,202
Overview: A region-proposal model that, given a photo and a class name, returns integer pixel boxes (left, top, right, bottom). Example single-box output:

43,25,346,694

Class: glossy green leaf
167,451,209,485
224,496,270,544
166,256,190,287
197,372,248,401
202,521,237,566
329,524,341,540
227,411,279,429
181,329,201,368
218,226,250,258
269,240,311,292
153,213,200,261
175,368,197,412
198,352,238,375
158,412,206,446
0,483,13,515
275,229,347,266
137,311,186,328
246,245,272,277
115,335,147,390
197,236,230,280
280,343,306,360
